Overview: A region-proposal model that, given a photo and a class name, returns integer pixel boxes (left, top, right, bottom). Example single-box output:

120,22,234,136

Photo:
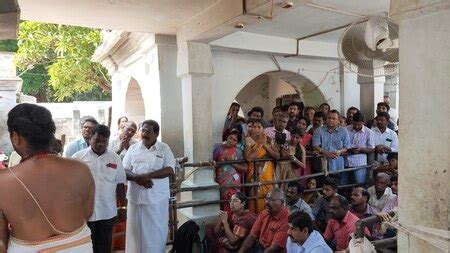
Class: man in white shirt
72,124,126,253
123,120,176,253
109,121,138,159
372,112,399,164
286,211,332,253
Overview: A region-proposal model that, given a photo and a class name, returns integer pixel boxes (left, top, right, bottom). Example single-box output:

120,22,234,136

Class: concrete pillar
391,1,450,252
177,41,220,226
358,75,384,118
0,52,21,154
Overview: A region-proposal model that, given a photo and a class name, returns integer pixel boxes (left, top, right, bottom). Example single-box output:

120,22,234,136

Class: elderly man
286,211,332,253
73,124,126,253
123,120,176,253
0,103,94,252
323,196,370,251
238,188,290,253
367,173,398,212
65,116,98,158
109,121,138,159
285,181,314,220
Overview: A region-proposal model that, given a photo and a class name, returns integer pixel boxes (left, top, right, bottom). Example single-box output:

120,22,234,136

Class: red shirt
250,207,289,250
300,133,312,146
323,211,370,250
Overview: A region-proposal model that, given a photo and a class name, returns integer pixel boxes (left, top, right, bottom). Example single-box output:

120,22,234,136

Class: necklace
20,151,57,163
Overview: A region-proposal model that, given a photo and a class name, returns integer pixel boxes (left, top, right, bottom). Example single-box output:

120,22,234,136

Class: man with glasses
238,188,289,253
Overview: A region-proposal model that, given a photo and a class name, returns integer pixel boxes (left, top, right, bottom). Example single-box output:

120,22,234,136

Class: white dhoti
7,223,92,253
125,198,169,253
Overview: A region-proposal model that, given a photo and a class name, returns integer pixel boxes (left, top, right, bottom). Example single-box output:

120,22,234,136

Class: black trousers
88,217,117,253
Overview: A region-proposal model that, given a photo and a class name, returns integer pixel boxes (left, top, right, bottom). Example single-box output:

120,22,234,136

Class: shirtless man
0,103,95,252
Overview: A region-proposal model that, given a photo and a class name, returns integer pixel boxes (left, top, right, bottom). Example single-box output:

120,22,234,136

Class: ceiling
242,0,390,43
18,0,220,34
17,0,390,43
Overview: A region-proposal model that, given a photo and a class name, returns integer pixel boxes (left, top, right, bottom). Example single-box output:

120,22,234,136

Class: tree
14,21,111,101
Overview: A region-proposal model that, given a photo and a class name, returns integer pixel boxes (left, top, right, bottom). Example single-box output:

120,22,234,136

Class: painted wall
210,50,349,142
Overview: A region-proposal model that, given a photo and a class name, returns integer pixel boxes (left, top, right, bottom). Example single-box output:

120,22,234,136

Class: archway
234,70,326,118
124,78,145,124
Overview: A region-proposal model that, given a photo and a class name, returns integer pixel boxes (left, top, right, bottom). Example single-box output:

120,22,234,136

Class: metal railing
166,154,376,244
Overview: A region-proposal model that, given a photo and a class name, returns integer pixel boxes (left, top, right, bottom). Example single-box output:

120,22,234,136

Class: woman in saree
213,130,248,212
244,119,280,213
205,192,257,253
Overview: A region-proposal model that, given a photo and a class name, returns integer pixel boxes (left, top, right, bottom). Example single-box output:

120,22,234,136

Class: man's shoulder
72,147,90,158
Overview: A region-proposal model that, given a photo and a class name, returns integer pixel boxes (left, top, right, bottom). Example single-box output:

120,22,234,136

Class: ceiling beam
0,0,20,40
176,0,313,44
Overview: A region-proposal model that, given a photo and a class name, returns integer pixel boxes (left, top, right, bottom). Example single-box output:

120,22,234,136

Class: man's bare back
0,156,94,243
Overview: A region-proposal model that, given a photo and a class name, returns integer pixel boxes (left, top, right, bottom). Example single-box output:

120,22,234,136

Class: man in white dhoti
123,120,176,253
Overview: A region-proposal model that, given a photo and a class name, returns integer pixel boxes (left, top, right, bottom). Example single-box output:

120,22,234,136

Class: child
303,177,321,205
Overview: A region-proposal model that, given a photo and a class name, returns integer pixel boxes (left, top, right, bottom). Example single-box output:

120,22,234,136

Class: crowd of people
0,97,400,252
206,98,399,252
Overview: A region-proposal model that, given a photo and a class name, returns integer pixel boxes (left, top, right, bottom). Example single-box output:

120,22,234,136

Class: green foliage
14,21,111,101
0,39,18,52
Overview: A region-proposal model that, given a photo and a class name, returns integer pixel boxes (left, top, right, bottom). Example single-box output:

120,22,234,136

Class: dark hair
51,139,63,154
290,127,302,136
313,111,325,119
7,103,56,153
334,195,350,210
319,103,330,109
387,152,398,161
92,124,111,138
352,112,365,122
81,116,98,126
275,111,289,119
247,106,264,118
272,106,282,113
355,187,370,202
328,109,340,117
289,101,305,112
323,177,338,190
226,129,242,143
234,192,248,207
377,102,390,112
140,120,160,133
306,177,316,183
247,118,264,127
228,102,240,114
287,181,304,194
297,116,310,125
117,116,128,127
347,107,360,113
288,211,313,233
304,106,315,112
390,174,398,182
376,111,391,121
281,104,290,112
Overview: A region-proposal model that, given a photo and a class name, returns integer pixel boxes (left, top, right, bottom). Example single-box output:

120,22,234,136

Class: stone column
176,41,220,226
391,1,450,252
0,52,21,154
358,75,384,118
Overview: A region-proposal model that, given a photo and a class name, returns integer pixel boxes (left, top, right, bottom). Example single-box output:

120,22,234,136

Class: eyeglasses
229,199,242,204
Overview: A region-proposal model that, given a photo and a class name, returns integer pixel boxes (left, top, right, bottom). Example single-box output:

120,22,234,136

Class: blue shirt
312,126,350,171
289,199,315,220
286,230,332,253
65,138,88,158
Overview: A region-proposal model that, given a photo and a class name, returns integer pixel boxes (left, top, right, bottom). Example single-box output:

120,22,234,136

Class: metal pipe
305,3,366,18
179,164,373,192
177,183,364,209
